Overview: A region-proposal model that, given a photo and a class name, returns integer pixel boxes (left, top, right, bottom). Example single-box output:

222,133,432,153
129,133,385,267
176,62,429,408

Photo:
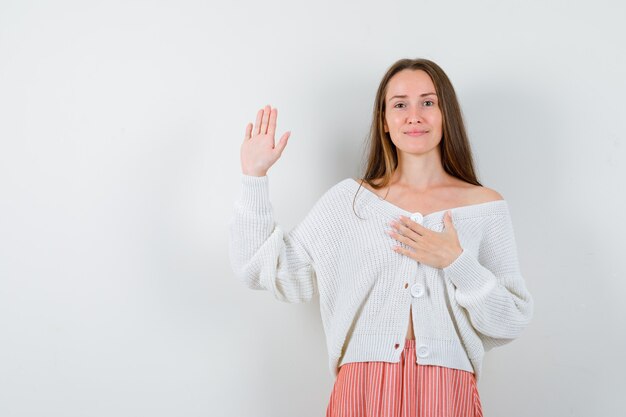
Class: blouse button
417,345,430,358
410,212,423,224
410,283,425,298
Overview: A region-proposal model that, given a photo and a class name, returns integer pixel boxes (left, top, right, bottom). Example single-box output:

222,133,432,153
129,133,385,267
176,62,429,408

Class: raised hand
240,104,291,177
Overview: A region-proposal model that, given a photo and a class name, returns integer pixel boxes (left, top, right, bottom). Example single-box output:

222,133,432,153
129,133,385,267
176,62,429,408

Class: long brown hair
353,58,481,216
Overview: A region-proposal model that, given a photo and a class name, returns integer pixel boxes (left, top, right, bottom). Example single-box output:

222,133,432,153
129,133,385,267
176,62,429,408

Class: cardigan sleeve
443,210,534,349
228,174,321,303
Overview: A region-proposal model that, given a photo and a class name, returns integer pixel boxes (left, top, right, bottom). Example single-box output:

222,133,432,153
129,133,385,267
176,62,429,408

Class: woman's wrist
241,168,267,177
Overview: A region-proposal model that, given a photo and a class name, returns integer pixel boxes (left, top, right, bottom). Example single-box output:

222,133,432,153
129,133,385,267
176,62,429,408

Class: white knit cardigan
228,174,534,381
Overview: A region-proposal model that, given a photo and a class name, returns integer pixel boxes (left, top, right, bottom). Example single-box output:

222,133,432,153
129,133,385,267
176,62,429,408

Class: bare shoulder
467,185,505,204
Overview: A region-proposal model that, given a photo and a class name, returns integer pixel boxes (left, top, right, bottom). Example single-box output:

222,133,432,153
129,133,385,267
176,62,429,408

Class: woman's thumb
444,211,455,231
276,131,291,154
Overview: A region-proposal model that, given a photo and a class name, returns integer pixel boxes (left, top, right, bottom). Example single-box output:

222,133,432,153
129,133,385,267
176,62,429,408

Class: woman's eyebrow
388,93,437,101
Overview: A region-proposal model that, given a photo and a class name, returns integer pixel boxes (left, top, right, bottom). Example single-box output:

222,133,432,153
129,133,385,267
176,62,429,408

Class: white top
228,174,534,381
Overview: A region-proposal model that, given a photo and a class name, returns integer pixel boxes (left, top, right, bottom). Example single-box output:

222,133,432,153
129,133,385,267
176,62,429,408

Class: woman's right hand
240,104,291,177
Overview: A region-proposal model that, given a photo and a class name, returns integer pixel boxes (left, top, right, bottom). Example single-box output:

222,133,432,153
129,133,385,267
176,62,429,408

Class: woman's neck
392,154,453,192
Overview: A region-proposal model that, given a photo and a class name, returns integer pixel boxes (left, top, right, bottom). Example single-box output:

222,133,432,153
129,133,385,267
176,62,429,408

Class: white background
1,0,625,416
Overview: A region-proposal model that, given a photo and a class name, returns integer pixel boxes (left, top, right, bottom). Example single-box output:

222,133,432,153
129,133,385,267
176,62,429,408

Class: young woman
229,58,534,417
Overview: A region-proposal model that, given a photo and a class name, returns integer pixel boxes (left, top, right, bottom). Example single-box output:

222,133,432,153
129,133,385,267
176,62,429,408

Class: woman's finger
254,108,263,135
387,229,415,249
268,108,277,138
275,131,290,155
392,220,422,240
398,216,430,237
260,104,271,134
244,122,252,141
392,245,418,261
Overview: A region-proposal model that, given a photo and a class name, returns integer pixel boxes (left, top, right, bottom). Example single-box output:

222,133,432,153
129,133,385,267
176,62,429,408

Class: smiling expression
383,69,443,156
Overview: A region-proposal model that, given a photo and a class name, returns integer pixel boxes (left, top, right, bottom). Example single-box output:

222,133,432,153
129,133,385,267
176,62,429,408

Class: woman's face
383,69,443,157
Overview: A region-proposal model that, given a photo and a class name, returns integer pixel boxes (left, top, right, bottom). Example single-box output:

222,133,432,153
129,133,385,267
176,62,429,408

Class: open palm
241,104,291,177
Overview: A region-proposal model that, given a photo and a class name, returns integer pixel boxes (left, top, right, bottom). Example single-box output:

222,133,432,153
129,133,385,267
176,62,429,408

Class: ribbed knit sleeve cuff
238,173,272,212
443,249,497,293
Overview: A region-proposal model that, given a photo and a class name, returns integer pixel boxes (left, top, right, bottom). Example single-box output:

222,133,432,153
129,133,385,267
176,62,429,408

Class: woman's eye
394,103,405,108
424,100,435,107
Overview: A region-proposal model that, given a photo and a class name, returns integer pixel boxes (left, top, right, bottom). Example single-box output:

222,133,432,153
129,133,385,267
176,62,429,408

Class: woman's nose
406,106,422,124
407,110,422,124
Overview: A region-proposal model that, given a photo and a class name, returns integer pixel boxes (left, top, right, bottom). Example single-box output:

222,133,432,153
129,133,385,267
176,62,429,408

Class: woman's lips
404,130,428,137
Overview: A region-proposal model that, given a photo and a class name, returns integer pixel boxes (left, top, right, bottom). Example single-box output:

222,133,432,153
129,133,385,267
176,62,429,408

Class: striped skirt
326,339,483,417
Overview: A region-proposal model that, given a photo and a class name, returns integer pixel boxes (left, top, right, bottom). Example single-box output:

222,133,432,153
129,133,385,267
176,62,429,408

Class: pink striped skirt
326,339,483,417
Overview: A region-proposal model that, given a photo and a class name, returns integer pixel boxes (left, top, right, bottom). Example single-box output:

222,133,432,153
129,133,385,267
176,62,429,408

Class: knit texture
228,174,534,381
